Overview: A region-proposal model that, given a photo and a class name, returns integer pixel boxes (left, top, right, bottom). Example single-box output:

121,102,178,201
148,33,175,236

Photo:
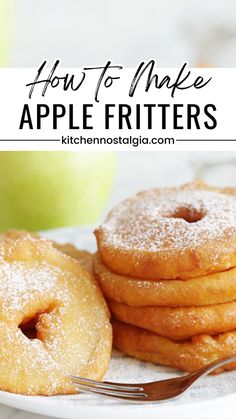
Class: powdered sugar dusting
0,261,59,314
101,188,236,252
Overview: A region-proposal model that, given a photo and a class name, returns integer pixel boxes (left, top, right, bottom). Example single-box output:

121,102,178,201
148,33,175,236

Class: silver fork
71,355,236,403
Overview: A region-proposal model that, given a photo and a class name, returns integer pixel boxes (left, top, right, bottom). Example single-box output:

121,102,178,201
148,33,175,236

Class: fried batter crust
93,252,236,307
112,319,236,373
110,300,236,340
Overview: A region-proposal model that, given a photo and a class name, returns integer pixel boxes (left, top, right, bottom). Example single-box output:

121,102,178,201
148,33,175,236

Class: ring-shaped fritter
0,234,111,395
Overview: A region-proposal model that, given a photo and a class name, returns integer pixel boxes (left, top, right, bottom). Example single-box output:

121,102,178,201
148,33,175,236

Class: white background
9,0,236,68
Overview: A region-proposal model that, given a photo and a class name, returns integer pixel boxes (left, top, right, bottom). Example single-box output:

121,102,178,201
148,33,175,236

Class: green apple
0,0,10,66
0,152,116,231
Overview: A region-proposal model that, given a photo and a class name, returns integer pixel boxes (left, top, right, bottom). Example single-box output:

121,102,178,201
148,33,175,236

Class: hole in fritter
19,305,55,341
165,206,205,223
19,315,40,340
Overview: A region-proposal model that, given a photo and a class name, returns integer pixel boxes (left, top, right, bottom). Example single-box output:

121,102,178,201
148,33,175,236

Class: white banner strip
0,61,235,150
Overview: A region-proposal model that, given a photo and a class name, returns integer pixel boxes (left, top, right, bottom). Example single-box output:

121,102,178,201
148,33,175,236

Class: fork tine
73,382,147,400
70,375,143,392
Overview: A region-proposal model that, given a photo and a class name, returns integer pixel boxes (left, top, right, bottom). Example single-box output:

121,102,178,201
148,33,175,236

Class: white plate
0,226,236,419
